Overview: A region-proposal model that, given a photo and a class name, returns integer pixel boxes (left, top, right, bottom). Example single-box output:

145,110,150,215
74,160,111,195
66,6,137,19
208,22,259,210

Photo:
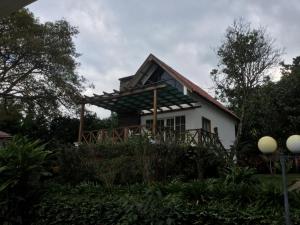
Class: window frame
202,117,211,132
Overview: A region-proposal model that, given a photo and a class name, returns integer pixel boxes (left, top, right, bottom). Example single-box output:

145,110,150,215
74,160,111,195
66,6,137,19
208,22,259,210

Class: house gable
118,54,238,121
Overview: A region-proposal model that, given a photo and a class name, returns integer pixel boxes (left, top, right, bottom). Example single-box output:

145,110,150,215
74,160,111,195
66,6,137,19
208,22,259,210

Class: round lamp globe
258,136,277,154
286,135,300,153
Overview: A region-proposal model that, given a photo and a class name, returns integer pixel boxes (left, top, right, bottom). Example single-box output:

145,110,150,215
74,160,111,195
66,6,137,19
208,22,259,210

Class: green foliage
31,179,300,225
0,110,117,144
0,136,51,224
223,166,258,185
0,9,85,116
238,56,300,170
68,138,226,185
211,19,281,113
256,182,283,211
185,145,226,179
211,18,282,157
96,155,140,188
275,57,300,138
52,145,98,185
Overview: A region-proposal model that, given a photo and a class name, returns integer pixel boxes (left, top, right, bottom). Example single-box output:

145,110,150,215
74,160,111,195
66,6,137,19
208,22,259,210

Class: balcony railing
81,125,225,149
81,125,147,144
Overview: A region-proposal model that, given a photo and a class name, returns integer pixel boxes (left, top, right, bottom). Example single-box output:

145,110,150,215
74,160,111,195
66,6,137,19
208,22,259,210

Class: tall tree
0,9,85,117
275,56,300,138
211,19,282,149
237,57,300,169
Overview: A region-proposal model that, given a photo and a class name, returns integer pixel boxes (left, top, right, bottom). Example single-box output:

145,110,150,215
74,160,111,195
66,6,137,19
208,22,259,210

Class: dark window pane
146,119,153,130
157,119,164,131
202,117,211,132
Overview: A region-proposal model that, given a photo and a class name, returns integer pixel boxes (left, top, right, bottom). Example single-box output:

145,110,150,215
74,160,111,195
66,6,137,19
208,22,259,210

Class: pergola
78,81,199,142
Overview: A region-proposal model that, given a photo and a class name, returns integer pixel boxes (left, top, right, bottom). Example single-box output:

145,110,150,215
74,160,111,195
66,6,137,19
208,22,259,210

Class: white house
81,54,239,149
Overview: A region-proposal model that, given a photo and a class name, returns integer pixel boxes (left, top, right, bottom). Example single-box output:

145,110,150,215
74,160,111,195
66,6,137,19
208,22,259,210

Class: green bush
72,137,226,185
49,136,227,186
31,181,300,225
0,136,51,224
53,145,98,184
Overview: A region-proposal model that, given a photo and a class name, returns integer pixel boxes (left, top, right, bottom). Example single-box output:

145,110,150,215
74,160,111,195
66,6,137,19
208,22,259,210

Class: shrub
77,137,226,184
31,182,300,225
0,136,51,224
50,137,228,186
96,156,142,187
53,144,98,184
223,166,258,186
185,145,226,179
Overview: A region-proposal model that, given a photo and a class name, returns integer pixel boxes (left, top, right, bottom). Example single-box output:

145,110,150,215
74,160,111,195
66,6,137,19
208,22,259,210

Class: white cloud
28,0,300,118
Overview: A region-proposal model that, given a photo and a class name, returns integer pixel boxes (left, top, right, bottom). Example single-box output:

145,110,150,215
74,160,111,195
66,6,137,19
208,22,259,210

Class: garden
1,7,300,225
1,136,300,225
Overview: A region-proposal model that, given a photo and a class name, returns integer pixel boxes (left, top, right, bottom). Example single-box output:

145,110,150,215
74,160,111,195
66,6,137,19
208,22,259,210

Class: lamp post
258,135,300,225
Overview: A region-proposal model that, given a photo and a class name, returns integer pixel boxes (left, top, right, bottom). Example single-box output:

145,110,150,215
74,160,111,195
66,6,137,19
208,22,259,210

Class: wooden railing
81,125,148,144
155,128,224,148
81,125,225,149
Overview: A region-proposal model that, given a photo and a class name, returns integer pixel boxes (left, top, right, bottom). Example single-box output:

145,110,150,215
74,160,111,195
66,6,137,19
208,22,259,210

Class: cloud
28,0,300,118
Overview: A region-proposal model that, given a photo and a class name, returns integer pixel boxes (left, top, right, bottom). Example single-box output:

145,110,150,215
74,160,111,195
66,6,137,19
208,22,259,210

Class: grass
255,173,300,187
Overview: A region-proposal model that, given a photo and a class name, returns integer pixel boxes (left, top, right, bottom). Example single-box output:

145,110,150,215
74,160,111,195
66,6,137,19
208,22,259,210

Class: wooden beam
103,91,112,96
142,105,201,116
78,103,85,143
86,83,167,103
152,89,157,135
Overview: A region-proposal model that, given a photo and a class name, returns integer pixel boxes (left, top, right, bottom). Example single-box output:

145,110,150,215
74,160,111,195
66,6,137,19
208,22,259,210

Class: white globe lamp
286,135,300,153
258,136,277,154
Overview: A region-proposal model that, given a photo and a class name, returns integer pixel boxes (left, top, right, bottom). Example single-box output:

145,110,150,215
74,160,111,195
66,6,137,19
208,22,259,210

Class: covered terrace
78,80,223,149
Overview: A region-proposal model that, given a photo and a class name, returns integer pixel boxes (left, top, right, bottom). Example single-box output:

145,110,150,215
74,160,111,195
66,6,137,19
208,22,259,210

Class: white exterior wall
140,99,237,149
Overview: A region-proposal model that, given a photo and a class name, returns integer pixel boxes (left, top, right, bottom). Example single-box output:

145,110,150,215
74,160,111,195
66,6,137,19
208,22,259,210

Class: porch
78,79,224,149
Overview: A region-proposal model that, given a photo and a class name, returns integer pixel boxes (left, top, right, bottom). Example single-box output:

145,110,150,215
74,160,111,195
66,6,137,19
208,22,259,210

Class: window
145,116,185,141
157,119,164,132
202,117,211,132
146,119,164,132
165,118,175,139
213,127,218,135
175,116,185,132
146,119,153,130
175,116,186,141
166,118,174,131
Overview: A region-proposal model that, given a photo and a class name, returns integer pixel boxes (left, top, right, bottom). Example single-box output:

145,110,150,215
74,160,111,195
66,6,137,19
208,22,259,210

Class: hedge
31,182,300,225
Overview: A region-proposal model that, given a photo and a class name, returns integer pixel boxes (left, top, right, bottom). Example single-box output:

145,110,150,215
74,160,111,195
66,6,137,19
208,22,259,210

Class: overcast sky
28,0,300,118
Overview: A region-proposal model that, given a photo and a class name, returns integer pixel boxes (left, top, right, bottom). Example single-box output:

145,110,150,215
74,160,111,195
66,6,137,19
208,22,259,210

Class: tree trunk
231,101,246,163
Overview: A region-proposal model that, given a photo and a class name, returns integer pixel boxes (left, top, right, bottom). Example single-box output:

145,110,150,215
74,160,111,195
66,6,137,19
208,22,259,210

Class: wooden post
152,89,157,135
124,127,129,141
78,103,85,143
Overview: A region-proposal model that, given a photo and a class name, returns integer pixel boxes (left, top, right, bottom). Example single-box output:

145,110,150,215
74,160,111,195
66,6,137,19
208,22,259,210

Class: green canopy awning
84,82,197,113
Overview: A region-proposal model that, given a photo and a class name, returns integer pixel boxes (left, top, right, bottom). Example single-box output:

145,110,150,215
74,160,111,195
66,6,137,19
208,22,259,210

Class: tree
211,19,282,149
240,56,300,145
0,9,85,117
276,57,300,134
237,57,300,171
